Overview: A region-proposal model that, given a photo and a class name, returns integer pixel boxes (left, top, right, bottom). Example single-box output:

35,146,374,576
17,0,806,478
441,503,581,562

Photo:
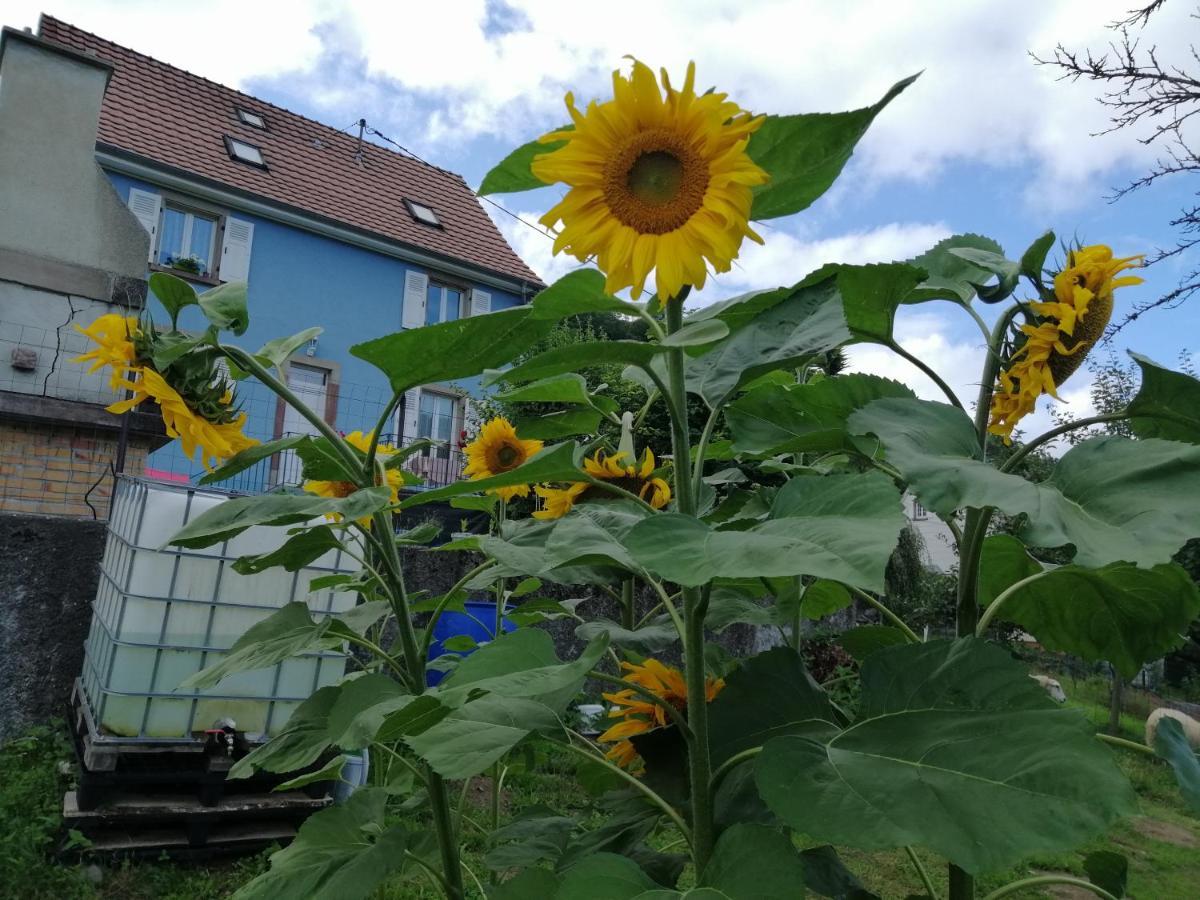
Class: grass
3,681,1198,899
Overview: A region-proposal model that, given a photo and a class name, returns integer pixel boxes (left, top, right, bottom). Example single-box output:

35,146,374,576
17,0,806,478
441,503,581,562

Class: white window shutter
219,217,254,283
470,288,492,317
402,270,428,329
127,188,161,262
400,389,421,441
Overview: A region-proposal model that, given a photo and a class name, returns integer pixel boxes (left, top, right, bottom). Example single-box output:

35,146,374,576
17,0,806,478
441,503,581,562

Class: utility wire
362,123,556,241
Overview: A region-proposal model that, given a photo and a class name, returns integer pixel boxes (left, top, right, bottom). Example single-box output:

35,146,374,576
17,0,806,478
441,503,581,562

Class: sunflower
532,59,769,302
533,448,671,520
74,314,140,391
987,244,1143,443
303,431,406,523
108,368,258,470
462,417,544,501
598,659,725,772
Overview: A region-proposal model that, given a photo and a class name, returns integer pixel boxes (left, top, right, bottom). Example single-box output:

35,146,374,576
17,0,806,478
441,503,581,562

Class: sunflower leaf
478,126,570,195
397,442,584,509
748,73,919,220
198,434,307,485
529,268,642,319
1128,351,1200,444
197,280,249,335
904,234,1007,305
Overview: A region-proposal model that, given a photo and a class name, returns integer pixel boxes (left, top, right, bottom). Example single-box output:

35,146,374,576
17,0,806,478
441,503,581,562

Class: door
277,363,328,485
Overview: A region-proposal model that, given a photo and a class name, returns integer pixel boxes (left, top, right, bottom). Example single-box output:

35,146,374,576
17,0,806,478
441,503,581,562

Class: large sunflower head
532,448,671,520
74,314,141,391
463,417,544,501
598,659,725,772
532,59,769,302
987,243,1142,443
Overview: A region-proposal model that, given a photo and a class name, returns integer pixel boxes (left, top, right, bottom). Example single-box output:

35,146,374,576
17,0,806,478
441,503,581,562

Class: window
417,390,458,459
912,498,928,521
236,107,267,129
425,283,465,326
224,135,267,169
404,199,441,227
157,205,219,277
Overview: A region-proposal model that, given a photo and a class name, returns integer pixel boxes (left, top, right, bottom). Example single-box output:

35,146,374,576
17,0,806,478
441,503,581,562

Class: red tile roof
38,15,543,288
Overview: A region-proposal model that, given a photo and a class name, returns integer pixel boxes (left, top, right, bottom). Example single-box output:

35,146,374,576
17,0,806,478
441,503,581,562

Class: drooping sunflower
532,59,769,302
598,659,725,772
462,417,545,500
75,314,140,391
987,244,1143,443
533,448,670,520
303,430,405,522
108,368,258,470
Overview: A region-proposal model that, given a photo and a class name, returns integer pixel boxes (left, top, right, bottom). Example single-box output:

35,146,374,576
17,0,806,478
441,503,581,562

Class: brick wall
0,419,149,518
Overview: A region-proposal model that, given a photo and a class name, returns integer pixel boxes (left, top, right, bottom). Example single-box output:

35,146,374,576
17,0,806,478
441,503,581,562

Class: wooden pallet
63,790,328,857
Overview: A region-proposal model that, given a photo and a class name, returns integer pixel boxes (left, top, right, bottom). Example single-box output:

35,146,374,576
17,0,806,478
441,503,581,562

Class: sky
10,0,1198,444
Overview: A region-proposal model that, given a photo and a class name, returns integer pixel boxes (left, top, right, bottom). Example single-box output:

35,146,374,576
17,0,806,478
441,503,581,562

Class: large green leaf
530,268,643,319
628,472,904,591
707,646,836,766
555,853,660,899
231,526,342,575
170,487,390,549
991,562,1200,678
148,272,198,323
1128,352,1200,444
850,398,1200,567
837,262,927,343
726,374,915,455
351,306,552,393
837,624,909,661
397,442,583,509
748,74,918,220
231,789,406,900
700,824,808,900
198,435,307,485
478,127,568,195
681,275,852,407
324,673,412,750
799,579,853,621
405,694,560,779
755,639,1137,874
252,327,325,371
198,281,249,335
496,372,594,406
1152,716,1200,815
904,234,1006,305
493,341,668,387
515,408,603,440
978,534,1042,607
228,685,341,779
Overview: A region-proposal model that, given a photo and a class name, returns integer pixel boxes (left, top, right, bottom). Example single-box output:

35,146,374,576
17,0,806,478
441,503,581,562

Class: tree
1035,1,1200,330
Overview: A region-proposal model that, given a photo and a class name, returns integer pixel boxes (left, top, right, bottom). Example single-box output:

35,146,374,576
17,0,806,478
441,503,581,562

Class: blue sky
11,0,1197,440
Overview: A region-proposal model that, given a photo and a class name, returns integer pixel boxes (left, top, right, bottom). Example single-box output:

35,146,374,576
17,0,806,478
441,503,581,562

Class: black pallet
62,789,327,859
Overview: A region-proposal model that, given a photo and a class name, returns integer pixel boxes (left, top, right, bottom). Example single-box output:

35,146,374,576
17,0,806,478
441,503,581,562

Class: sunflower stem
621,577,636,632
665,294,716,873
974,569,1053,637
489,499,508,884
849,586,921,644
999,411,1130,472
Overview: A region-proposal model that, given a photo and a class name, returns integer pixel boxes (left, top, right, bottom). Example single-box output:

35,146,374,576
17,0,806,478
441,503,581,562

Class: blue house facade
40,16,544,490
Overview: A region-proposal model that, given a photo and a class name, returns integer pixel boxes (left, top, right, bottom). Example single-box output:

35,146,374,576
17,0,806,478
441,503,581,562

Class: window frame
404,198,442,228
415,386,462,458
223,134,268,170
235,107,268,130
424,281,468,327
150,198,225,284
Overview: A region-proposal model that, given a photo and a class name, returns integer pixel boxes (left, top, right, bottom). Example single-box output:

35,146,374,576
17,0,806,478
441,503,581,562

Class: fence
0,316,468,519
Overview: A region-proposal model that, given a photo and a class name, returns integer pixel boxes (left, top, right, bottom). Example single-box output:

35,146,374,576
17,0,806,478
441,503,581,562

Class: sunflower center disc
496,444,520,468
603,128,710,235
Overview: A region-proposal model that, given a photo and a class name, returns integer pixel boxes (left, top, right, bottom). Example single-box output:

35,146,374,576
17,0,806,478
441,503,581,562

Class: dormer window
236,107,267,129
405,199,441,228
224,135,267,169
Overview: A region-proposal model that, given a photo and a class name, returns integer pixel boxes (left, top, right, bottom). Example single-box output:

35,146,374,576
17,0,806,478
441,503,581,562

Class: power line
361,123,556,242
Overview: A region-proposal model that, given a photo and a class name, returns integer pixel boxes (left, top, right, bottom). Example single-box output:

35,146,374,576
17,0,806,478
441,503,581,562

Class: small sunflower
533,448,671,520
462,417,544,501
598,659,725,772
532,59,769,302
988,244,1143,443
74,314,140,391
303,431,405,524
108,368,258,470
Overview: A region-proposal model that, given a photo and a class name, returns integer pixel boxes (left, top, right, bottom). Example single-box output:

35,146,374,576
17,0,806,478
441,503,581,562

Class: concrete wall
0,513,107,741
0,29,148,279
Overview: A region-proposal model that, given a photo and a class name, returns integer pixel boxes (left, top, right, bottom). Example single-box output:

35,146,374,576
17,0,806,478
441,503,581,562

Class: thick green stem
883,336,966,411
905,846,940,900
974,569,1052,637
980,876,1118,900
621,578,636,631
421,561,498,661
691,398,729,501
791,576,804,651
708,745,763,793
999,411,1130,473
1096,731,1156,756
665,295,716,872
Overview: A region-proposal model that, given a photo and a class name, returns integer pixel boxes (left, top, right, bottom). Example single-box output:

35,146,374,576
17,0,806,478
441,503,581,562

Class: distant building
904,492,958,572
27,16,544,490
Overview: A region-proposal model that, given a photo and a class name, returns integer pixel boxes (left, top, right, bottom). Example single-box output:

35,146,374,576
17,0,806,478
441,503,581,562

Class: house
905,493,958,572
34,15,544,490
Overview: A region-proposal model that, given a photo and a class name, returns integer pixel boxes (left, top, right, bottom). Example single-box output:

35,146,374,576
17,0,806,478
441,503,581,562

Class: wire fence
1,317,469,519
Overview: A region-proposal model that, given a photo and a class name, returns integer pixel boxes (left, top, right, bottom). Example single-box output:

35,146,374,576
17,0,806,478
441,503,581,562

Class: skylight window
236,107,267,129
224,135,267,169
405,199,441,227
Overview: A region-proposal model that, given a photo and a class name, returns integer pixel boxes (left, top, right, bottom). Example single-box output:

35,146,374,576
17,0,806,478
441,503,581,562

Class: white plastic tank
80,477,358,743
